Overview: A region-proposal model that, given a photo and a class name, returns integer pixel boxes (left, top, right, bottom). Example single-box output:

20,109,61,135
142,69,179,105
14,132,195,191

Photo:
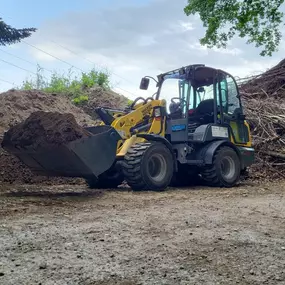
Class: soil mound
0,89,94,133
0,89,96,185
0,138,83,185
2,111,91,150
81,87,129,119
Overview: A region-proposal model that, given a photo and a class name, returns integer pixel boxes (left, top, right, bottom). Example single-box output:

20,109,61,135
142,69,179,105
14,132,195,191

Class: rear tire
201,146,241,187
122,142,174,191
86,163,124,189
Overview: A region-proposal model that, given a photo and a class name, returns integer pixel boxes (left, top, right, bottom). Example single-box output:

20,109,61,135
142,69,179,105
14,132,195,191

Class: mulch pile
239,58,285,179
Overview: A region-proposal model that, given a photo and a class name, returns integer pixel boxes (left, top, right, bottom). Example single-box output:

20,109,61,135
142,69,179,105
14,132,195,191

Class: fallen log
259,150,285,160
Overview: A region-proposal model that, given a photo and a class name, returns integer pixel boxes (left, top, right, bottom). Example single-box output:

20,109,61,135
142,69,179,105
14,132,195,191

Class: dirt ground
0,181,284,285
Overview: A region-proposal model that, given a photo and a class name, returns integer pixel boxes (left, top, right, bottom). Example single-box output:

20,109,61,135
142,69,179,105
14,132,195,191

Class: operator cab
139,64,249,145
158,65,242,122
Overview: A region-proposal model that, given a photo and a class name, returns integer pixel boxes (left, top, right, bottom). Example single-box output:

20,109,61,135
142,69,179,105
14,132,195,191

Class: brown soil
0,89,95,133
81,87,129,119
0,89,96,185
2,111,92,150
0,136,85,185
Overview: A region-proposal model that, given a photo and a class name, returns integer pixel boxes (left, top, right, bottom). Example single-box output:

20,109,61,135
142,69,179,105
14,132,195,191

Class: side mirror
140,77,150,90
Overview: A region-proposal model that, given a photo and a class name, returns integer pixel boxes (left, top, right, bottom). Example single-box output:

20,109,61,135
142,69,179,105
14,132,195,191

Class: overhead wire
24,39,137,96
0,48,53,73
0,58,52,85
2,40,138,97
0,59,38,76
22,40,84,72
0,77,16,86
50,40,136,86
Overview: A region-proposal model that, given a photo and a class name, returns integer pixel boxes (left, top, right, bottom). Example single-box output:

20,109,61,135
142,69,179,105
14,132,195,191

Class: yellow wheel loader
3,64,254,190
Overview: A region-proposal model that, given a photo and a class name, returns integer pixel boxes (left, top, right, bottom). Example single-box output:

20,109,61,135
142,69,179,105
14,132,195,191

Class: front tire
122,142,174,191
201,146,241,187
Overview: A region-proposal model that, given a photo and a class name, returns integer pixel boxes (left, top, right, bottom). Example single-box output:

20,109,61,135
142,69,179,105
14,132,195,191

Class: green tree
0,18,36,46
184,0,284,56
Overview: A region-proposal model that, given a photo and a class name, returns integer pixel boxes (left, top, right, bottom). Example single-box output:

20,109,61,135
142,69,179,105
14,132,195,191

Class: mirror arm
144,76,158,83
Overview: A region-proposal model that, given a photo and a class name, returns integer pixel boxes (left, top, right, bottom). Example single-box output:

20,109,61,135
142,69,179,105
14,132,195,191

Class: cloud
23,0,284,98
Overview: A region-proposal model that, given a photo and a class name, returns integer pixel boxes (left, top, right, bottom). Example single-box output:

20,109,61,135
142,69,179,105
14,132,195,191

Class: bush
20,66,112,103
72,95,89,105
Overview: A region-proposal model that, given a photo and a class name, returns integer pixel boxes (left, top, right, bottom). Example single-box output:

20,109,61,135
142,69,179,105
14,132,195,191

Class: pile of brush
239,59,285,179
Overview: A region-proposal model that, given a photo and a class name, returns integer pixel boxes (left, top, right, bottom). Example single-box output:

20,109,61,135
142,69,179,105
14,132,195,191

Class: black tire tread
201,146,240,187
122,142,172,191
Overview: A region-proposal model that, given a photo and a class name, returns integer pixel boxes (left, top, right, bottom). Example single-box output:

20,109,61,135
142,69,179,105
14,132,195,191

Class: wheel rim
147,153,167,182
220,156,236,180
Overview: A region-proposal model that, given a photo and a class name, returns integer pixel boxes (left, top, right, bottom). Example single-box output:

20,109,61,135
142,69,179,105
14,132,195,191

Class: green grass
20,65,112,105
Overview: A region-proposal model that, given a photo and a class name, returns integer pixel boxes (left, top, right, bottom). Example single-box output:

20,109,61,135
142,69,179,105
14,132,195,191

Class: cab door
217,73,251,146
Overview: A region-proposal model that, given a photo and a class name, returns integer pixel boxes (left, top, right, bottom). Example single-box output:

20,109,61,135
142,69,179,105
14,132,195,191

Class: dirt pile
239,59,285,179
0,89,96,185
2,111,91,150
1,111,91,183
0,89,95,133
0,137,83,185
80,86,129,119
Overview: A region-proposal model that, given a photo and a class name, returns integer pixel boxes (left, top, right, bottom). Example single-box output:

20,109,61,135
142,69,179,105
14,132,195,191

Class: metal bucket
1,125,122,179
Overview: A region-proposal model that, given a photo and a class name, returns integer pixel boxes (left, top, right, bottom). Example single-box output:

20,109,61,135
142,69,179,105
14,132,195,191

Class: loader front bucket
1,125,122,179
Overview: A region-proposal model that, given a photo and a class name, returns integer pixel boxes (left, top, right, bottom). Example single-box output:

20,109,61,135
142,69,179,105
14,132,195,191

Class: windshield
159,78,194,113
156,68,241,118
158,74,239,115
158,78,180,112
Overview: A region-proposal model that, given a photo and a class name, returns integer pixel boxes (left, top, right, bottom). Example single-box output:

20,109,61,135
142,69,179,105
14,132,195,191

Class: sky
1,0,285,100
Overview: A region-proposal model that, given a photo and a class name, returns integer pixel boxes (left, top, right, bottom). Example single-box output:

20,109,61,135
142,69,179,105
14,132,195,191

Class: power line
22,40,84,72
51,41,98,66
48,41,137,96
0,77,15,86
0,58,50,83
21,40,137,97
0,48,52,73
1,58,136,96
0,59,38,76
113,86,137,96
50,40,136,86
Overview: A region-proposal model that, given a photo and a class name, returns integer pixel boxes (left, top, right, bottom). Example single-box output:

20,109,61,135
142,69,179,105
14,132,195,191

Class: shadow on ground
0,185,134,199
2,189,105,199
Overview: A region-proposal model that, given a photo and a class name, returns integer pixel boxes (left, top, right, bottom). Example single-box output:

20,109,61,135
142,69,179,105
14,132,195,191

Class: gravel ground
0,181,284,285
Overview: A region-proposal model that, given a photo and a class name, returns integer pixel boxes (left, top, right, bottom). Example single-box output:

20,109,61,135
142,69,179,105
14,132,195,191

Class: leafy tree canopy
184,0,284,56
0,18,36,46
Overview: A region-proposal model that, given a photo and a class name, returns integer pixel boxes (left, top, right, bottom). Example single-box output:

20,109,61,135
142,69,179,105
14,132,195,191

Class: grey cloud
29,0,283,77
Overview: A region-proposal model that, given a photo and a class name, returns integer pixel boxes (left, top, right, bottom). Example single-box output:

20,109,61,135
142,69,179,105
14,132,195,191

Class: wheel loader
2,64,254,190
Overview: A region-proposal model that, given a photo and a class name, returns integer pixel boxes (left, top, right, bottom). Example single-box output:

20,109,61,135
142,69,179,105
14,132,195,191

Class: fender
136,133,178,171
197,140,243,168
